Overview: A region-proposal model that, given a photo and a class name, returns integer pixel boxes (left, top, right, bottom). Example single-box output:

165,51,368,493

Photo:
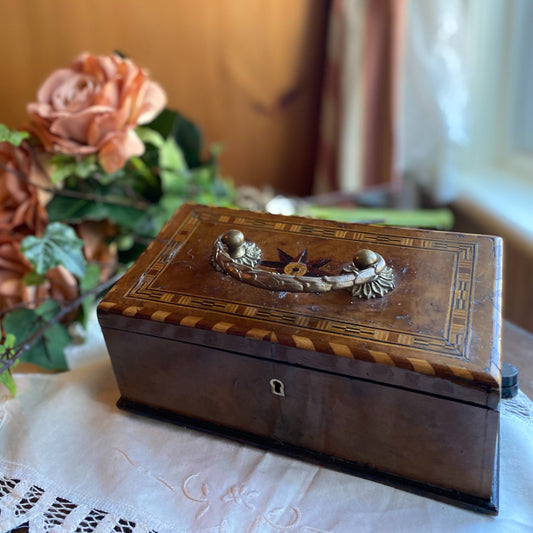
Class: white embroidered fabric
1,327,533,533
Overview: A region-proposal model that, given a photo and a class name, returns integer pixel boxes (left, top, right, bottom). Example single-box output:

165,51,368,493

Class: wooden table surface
502,320,533,398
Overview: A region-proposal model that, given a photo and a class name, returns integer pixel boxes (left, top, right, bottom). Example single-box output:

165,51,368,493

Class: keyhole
270,378,285,397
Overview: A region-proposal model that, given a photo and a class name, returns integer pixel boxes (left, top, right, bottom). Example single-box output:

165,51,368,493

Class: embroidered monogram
182,474,211,520
222,484,258,511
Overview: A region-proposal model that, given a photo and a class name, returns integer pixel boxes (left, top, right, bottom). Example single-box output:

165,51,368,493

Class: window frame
455,0,533,244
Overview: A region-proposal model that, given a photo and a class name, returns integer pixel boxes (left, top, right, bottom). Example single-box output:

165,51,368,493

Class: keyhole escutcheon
269,378,285,397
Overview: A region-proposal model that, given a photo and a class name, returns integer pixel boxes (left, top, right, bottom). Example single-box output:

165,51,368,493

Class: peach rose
0,234,33,310
27,53,167,173
0,141,49,237
0,234,78,312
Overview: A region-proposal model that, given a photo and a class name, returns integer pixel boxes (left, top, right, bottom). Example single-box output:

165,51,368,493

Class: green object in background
305,206,454,230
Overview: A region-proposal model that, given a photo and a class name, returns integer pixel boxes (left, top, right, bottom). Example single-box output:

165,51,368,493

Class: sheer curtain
314,0,468,206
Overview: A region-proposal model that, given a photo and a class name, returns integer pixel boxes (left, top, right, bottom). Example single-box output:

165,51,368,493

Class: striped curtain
314,0,468,205
314,0,406,196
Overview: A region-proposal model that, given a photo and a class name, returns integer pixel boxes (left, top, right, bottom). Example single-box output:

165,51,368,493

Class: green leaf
95,168,127,186
102,204,146,229
146,109,176,139
0,333,18,395
116,234,135,251
80,262,101,293
189,166,212,188
147,109,202,168
36,298,63,318
3,305,70,371
23,271,48,286
46,174,150,230
136,127,165,148
160,138,188,195
128,156,159,188
46,195,100,222
79,263,102,328
21,222,87,278
47,195,143,228
1,333,16,349
51,163,76,184
0,124,29,146
49,154,98,183
0,370,16,396
47,194,146,232
209,142,224,160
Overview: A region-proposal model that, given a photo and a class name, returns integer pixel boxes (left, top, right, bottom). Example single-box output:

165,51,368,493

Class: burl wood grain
103,329,498,501
99,204,502,406
98,204,502,511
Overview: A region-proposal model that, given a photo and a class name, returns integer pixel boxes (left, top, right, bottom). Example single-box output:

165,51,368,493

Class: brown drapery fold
314,0,406,197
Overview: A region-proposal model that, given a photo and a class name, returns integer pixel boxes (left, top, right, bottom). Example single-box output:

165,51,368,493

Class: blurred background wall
1,0,531,333
0,0,329,197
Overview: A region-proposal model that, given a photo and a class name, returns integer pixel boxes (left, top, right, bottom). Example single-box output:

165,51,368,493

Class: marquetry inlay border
127,209,477,356
99,206,500,386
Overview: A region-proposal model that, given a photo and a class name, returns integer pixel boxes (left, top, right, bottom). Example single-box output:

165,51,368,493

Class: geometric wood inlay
125,210,479,361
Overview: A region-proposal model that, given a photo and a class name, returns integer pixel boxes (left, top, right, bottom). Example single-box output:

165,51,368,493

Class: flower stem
0,162,151,210
0,271,123,375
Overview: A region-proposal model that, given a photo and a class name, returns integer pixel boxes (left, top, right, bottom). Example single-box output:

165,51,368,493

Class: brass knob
222,230,246,259
353,249,378,269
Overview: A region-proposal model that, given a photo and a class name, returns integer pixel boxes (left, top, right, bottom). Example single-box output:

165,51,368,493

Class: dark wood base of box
117,396,499,515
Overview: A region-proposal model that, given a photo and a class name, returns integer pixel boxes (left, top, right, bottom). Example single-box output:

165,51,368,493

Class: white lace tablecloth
1,328,533,533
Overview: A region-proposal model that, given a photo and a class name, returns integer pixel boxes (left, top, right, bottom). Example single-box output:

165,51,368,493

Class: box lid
98,204,503,408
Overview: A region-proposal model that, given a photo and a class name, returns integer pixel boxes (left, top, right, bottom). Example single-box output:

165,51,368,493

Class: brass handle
212,230,395,300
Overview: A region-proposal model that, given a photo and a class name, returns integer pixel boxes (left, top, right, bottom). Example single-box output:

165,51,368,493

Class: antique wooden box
98,203,503,513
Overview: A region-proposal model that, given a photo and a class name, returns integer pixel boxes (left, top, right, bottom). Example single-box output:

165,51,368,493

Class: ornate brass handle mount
212,230,395,300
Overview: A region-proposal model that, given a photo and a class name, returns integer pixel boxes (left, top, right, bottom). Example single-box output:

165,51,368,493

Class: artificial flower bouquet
0,53,234,394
